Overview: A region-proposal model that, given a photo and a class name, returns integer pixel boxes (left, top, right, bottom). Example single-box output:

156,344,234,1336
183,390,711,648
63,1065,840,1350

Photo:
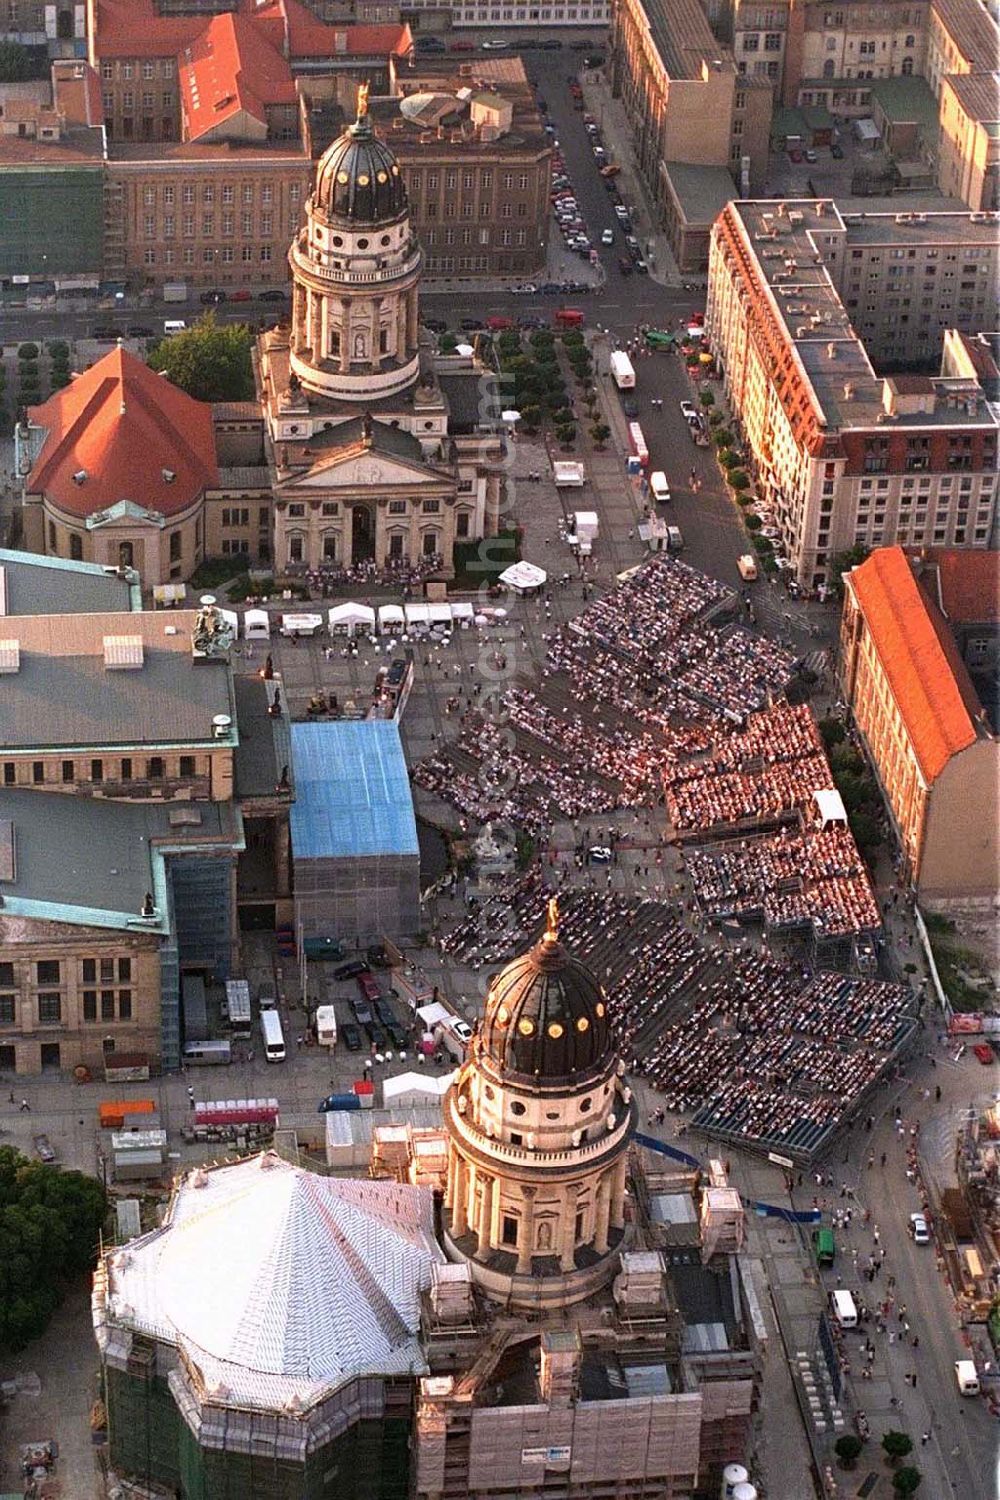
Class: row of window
3,756,197,786
141,183,288,207
0,992,132,1026
101,58,174,80
1,958,131,987
142,247,273,266
142,214,296,239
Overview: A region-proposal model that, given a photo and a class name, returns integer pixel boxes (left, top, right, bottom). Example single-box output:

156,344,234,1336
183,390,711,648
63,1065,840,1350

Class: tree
590,422,610,448
699,389,715,407
882,1432,914,1466
147,314,254,402
729,471,750,490
892,1468,922,1497
17,343,39,361
0,1145,106,1352
835,1434,863,1469
0,40,34,81
830,543,870,598
47,340,70,360
555,423,576,447
819,716,846,750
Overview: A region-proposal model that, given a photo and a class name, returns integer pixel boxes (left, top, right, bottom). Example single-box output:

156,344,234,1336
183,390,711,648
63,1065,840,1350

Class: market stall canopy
499,560,547,592
243,608,270,640
404,603,431,625
814,788,848,828
428,602,453,625
328,603,376,635
377,604,405,630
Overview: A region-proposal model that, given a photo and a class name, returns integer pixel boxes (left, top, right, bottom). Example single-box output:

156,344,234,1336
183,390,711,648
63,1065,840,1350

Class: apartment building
609,0,770,265
706,199,998,590
840,545,999,907
937,71,999,212
404,0,610,27
925,0,998,98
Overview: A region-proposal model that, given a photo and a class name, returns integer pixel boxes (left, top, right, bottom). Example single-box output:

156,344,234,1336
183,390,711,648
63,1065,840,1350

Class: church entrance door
351,504,375,564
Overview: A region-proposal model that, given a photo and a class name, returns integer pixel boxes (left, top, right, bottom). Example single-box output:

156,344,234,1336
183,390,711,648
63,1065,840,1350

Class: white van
163,319,187,335
650,470,670,504
955,1359,980,1396
666,525,684,551
183,1038,232,1066
260,1007,286,1062
830,1289,858,1329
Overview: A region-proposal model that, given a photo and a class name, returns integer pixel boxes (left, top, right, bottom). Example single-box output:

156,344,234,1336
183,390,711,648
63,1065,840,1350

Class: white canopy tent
499,560,547,593
219,608,240,639
243,608,271,641
404,602,431,627
378,604,405,633
814,788,848,829
428,602,453,626
451,601,475,628
328,602,376,637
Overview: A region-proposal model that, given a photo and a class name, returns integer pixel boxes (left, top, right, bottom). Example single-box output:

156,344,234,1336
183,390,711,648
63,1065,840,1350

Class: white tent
243,608,271,641
328,602,376,637
428,602,453,625
814,788,848,828
219,608,240,639
378,604,405,633
404,602,431,626
499,560,547,593
451,601,475,628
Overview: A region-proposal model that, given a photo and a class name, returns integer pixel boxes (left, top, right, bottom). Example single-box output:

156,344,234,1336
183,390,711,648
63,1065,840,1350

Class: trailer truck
609,351,636,390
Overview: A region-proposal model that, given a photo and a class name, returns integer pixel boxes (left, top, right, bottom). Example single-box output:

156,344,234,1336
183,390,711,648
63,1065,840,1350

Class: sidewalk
578,75,683,288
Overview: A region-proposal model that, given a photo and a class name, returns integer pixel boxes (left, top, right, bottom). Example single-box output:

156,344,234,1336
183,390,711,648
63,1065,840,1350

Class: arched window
288,534,304,564
901,57,913,75
69,534,83,561
422,529,439,558
322,532,337,562
823,58,835,78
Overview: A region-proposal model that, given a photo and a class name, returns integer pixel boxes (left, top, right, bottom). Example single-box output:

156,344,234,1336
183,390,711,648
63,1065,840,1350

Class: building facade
706,199,998,589
609,0,771,222
257,89,504,578
840,545,999,908
937,72,999,212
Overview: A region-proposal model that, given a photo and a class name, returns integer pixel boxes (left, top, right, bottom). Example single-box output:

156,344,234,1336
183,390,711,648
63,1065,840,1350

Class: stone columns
559,1184,577,1273
406,287,418,352
339,297,351,373
593,1172,611,1256
453,1156,470,1236
397,294,408,363
477,1172,494,1258
445,1148,457,1210
517,1187,536,1275
370,297,382,370
610,1155,628,1232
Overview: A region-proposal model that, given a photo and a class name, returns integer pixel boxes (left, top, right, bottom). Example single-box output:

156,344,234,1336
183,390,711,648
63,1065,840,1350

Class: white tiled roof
106,1153,444,1411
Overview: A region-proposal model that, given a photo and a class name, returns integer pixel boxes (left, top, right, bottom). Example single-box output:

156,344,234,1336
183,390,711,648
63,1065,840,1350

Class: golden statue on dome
545,896,560,942
356,81,370,118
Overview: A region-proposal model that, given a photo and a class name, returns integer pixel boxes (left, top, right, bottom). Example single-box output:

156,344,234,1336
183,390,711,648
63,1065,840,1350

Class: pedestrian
19,1098,29,1112
921,1431,930,1446
7,1091,13,1104
186,1084,195,1103
912,1335,919,1349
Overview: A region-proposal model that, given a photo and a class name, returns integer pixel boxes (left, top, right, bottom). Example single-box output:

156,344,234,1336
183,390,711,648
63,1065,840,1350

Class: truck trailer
609,351,636,389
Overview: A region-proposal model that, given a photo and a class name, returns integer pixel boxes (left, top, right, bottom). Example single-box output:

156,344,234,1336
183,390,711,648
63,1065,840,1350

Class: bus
260,1008,286,1063
627,421,649,468
183,1039,232,1067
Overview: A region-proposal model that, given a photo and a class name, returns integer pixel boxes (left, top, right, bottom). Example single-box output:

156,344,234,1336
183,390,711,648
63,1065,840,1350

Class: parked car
909,1212,930,1244
460,317,484,331
126,324,153,338
450,39,474,51
481,38,510,49
422,317,448,333
601,228,614,244
614,203,630,221
356,970,381,1003
258,288,288,302
374,998,396,1028
680,400,699,422
831,142,845,158
621,395,639,418
588,846,612,863
804,148,818,163
350,996,373,1027
200,288,227,304
229,289,252,302
332,958,368,980
92,324,120,340
973,1042,994,1065
340,1021,363,1051
33,1134,56,1164
414,34,446,51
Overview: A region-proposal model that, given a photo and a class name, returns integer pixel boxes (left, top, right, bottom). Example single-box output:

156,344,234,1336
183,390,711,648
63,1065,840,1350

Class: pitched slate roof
27,345,217,520
849,546,979,783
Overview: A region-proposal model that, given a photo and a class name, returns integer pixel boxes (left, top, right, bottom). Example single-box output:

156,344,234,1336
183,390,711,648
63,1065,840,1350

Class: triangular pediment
290,448,449,492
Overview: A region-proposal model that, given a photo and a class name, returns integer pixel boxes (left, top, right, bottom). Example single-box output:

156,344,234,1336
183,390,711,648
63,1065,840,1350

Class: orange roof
51,60,105,128
93,0,411,64
850,546,978,784
27,346,218,520
911,547,1000,626
180,11,296,143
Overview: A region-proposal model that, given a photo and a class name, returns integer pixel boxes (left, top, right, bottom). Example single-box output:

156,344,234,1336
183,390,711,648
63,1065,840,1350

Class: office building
937,71,999,212
840,544,999,908
609,0,771,268
706,199,998,589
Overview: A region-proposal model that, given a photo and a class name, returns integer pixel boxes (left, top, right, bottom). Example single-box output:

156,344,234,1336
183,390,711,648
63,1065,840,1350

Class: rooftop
179,10,297,143
290,720,419,861
91,0,411,64
663,160,737,225
907,547,1000,626
0,787,238,932
931,0,999,71
638,0,735,81
98,1153,444,1411
0,609,235,751
232,673,291,800
26,345,218,520
870,75,939,130
943,70,1000,125
0,550,140,617
847,546,987,784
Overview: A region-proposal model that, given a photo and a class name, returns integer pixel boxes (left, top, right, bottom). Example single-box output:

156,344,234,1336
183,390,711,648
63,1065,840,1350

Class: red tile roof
912,547,1000,626
92,0,411,64
850,546,979,784
27,346,218,520
180,11,296,142
51,60,105,128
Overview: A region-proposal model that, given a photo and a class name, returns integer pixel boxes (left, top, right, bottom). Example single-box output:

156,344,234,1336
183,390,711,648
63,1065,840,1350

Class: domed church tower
288,83,422,403
443,901,636,1310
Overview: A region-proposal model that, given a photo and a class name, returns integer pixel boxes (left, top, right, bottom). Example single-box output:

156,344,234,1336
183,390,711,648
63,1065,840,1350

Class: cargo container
609,351,636,389
99,1099,156,1129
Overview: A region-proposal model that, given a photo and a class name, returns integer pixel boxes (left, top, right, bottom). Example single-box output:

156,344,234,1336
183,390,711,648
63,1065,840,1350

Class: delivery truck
315,1004,338,1048
609,351,636,390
